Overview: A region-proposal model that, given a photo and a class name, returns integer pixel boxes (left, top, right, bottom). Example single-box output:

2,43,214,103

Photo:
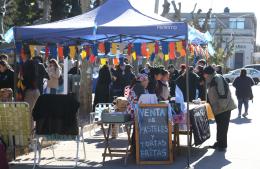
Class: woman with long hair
0,60,14,91
233,69,255,118
47,59,61,94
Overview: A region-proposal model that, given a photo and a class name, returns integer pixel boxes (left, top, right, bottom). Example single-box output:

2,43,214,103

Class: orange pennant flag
141,43,148,56
111,43,117,55
113,58,119,65
98,42,105,53
180,49,186,57
169,42,175,60
58,46,64,60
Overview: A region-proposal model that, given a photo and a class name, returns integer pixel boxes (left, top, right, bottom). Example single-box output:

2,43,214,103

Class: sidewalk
10,86,260,169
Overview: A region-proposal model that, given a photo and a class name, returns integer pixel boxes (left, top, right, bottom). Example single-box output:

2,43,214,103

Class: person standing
168,64,179,97
93,64,111,110
203,65,236,151
232,69,254,118
47,59,61,94
0,60,14,91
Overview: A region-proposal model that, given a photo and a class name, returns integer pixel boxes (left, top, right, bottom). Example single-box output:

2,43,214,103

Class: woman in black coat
93,64,111,110
232,69,255,118
0,60,14,91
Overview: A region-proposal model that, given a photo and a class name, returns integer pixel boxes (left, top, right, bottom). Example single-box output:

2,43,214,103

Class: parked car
244,64,260,71
223,68,260,85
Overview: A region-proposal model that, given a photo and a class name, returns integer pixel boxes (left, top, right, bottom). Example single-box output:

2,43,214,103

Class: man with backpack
203,65,237,151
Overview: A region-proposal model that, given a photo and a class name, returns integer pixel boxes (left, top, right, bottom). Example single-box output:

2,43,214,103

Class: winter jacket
47,66,61,88
232,76,254,99
0,69,14,91
206,73,237,116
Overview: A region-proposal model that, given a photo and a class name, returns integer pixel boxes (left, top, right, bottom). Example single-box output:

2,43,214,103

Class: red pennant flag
90,54,96,63
155,42,159,54
98,42,105,53
45,45,49,59
127,43,132,56
169,42,175,60
113,58,119,65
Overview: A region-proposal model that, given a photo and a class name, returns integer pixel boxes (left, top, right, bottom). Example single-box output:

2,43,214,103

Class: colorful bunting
134,43,141,56
100,58,107,65
58,46,64,60
169,42,175,60
113,58,119,65
104,42,111,55
155,42,159,54
98,42,105,53
162,41,169,54
141,43,147,56
164,54,169,61
147,43,155,55
45,45,49,59
29,45,35,58
150,53,155,61
132,51,137,61
127,43,132,56
50,45,57,59
81,50,87,60
111,43,117,55
180,49,186,57
176,41,182,53
69,46,76,59
90,54,96,63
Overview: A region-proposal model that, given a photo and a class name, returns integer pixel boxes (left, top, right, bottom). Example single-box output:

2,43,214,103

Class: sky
131,0,260,44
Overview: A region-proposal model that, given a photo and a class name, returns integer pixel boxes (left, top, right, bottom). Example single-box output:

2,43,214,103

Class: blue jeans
238,98,249,114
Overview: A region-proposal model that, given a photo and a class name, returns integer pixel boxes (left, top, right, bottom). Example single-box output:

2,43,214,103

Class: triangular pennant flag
50,45,57,59
134,43,141,56
169,42,175,60
161,41,169,55
127,43,132,56
132,52,137,61
63,46,69,58
141,43,147,56
85,46,91,57
90,54,96,63
155,42,159,54
113,58,119,65
58,46,64,60
165,54,169,61
111,43,117,55
81,50,87,60
105,42,111,55
147,43,155,55
150,53,155,61
176,41,182,53
29,45,35,58
180,49,186,57
69,46,76,59
100,58,107,65
98,42,105,53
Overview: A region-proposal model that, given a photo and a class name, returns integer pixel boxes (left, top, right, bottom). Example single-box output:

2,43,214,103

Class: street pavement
10,85,260,169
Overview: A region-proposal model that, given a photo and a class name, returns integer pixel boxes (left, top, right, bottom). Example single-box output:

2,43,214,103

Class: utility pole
154,0,159,14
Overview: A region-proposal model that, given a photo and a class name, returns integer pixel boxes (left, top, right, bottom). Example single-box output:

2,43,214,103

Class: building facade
167,10,257,69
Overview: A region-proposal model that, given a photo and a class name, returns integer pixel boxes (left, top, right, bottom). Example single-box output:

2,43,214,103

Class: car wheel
253,78,259,85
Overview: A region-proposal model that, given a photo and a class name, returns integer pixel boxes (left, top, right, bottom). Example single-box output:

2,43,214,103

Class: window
229,18,245,29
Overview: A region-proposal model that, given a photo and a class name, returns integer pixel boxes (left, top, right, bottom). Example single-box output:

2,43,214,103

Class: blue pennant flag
161,41,169,54
134,43,141,56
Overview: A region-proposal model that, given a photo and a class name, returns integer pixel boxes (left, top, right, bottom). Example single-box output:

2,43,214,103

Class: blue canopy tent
14,0,188,44
12,0,209,167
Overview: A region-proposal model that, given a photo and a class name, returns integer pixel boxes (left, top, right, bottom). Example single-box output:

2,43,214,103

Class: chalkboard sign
135,104,173,164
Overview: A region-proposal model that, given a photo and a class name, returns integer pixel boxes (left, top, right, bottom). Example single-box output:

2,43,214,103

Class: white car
223,68,260,85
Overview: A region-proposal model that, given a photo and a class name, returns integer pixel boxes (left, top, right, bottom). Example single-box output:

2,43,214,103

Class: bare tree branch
161,0,170,17
202,8,212,32
171,0,181,21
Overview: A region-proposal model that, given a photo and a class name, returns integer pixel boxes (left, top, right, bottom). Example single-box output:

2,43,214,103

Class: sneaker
242,112,248,117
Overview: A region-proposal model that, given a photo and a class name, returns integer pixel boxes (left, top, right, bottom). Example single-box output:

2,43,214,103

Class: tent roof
14,0,188,44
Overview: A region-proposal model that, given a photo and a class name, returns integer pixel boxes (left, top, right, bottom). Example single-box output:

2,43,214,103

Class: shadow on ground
230,117,252,124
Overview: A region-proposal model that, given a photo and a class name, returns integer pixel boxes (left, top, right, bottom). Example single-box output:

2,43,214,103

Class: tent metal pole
185,23,194,169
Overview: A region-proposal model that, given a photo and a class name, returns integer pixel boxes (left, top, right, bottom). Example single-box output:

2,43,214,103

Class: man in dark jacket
232,69,255,118
176,66,199,102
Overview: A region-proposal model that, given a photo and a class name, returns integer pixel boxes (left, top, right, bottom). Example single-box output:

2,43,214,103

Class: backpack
210,75,229,99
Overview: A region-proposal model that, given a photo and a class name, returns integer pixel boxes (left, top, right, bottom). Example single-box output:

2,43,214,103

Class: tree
68,0,82,18
50,0,70,21
161,0,170,17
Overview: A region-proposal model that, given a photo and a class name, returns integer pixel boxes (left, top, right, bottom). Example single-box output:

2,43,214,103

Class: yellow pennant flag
111,43,117,55
81,50,87,60
29,45,35,58
69,46,76,59
132,52,137,61
176,41,183,53
164,54,169,61
100,58,107,65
